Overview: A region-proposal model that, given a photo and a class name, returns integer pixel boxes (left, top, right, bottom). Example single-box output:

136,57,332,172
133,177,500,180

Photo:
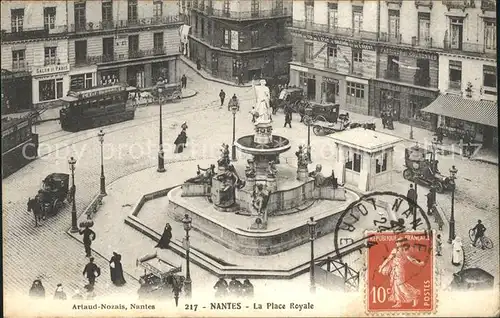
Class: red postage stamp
366,231,435,314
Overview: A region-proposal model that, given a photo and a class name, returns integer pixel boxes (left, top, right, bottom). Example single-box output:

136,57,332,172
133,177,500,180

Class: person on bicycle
472,220,486,248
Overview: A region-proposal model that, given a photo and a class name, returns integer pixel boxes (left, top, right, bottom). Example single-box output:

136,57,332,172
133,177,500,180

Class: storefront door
307,78,316,100
211,53,218,76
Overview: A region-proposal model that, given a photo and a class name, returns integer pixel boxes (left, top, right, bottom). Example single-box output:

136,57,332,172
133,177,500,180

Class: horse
27,197,44,227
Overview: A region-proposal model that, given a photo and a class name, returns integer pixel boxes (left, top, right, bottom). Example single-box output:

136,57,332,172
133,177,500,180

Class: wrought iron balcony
207,8,290,20
442,0,476,10
68,15,183,34
1,25,68,42
448,80,462,90
79,47,167,66
291,20,378,41
384,69,400,81
44,57,60,66
481,0,496,11
386,0,403,6
379,32,402,44
11,62,31,72
443,40,496,58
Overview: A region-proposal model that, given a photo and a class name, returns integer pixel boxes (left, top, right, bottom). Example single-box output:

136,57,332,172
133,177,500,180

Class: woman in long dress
109,252,127,286
378,237,425,308
155,223,172,249
451,237,463,266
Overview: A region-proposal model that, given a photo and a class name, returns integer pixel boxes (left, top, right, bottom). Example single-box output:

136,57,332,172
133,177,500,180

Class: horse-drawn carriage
302,102,351,136
136,252,184,304
27,173,73,226
274,87,308,113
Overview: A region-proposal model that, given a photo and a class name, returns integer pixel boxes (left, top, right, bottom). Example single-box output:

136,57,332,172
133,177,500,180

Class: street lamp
412,180,418,230
182,214,192,297
97,130,106,196
231,104,238,161
68,157,78,233
409,117,414,140
157,79,166,173
307,216,317,294
448,165,458,243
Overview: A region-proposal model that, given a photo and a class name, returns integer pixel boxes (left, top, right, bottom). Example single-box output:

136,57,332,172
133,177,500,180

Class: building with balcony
288,0,379,114
1,1,184,106
288,0,497,142
188,0,292,83
421,0,497,149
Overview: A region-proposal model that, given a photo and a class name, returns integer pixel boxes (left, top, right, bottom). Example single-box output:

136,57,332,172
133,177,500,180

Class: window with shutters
388,10,400,41
418,13,430,46
102,1,112,23
153,1,163,18
328,3,338,30
251,0,259,16
305,1,314,24
448,60,462,90
304,42,314,62
353,10,363,34
483,65,496,89
11,9,24,32
12,50,25,70
450,18,463,50
74,2,86,31
128,0,138,23
484,20,496,50
44,7,56,30
154,32,164,51
326,46,337,69
44,47,57,66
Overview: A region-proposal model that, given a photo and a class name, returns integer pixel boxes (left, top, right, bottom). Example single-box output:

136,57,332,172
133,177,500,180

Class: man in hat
406,184,417,222
219,89,226,108
79,225,96,257
426,187,436,215
82,257,101,286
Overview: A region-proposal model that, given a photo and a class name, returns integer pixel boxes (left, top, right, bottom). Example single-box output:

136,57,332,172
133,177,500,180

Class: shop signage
380,46,437,61
33,64,70,76
290,64,308,72
290,28,375,51
323,77,339,84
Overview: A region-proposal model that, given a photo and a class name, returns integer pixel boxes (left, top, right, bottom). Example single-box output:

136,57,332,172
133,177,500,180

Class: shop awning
422,95,498,127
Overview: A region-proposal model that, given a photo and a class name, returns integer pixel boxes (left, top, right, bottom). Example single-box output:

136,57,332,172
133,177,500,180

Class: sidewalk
180,55,253,88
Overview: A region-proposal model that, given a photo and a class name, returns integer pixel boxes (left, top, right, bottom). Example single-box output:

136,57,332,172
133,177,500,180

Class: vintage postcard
1,0,498,317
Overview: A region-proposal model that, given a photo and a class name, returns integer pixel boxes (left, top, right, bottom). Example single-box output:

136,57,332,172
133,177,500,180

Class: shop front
422,95,498,149
1,69,32,114
290,63,346,104
32,64,70,105
370,79,439,130
69,65,97,90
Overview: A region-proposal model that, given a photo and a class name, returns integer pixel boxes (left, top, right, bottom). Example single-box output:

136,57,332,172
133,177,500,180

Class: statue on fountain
267,160,277,178
185,164,216,185
296,145,309,170
252,184,270,216
217,143,231,168
309,164,340,189
252,79,272,124
214,164,245,207
245,159,256,178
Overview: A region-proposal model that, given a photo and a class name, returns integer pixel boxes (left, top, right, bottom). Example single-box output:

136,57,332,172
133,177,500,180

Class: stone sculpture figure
215,164,245,206
217,143,230,167
245,159,256,178
309,164,326,187
185,164,216,185
252,79,272,124
252,184,270,216
296,145,308,169
267,161,277,178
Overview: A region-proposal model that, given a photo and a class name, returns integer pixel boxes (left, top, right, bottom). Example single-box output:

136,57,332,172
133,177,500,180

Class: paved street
3,62,498,313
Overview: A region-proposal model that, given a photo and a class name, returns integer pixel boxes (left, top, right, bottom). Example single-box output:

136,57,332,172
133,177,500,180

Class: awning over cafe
422,95,498,128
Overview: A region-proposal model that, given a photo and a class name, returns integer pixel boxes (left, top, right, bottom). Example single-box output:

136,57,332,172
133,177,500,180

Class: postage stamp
365,231,435,314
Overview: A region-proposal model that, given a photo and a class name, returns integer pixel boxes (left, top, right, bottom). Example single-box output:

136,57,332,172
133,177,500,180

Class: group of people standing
214,277,254,298
381,109,395,130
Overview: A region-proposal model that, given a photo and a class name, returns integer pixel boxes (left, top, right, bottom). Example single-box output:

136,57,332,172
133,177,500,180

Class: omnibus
2,117,39,178
59,84,137,132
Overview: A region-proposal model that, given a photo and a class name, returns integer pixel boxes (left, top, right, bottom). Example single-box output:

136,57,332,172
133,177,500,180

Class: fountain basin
235,135,291,156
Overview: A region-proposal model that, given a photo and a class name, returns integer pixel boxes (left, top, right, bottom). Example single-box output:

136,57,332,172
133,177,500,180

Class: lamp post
448,165,458,244
413,181,418,230
231,104,238,161
409,117,414,140
97,130,106,196
68,157,78,233
307,216,317,294
182,214,192,297
157,79,166,173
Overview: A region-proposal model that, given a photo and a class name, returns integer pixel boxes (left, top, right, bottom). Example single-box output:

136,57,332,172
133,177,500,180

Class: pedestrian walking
381,110,387,129
406,184,417,217
214,278,229,298
228,277,243,297
155,223,172,249
426,187,436,215
174,130,187,153
241,279,254,298
284,106,292,128
109,252,126,286
53,283,67,300
436,234,442,256
181,74,187,89
29,279,45,298
79,225,96,258
239,72,244,85
451,237,463,266
219,89,226,108
82,257,101,286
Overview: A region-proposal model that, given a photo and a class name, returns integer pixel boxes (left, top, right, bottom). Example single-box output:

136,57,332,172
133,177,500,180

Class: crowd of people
213,277,254,298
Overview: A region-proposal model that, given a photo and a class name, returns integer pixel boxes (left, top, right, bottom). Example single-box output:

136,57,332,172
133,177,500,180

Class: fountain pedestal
297,167,309,182
266,175,277,192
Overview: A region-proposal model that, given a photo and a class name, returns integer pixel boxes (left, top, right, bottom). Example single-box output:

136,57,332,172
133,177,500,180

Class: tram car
2,117,39,178
59,84,137,132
